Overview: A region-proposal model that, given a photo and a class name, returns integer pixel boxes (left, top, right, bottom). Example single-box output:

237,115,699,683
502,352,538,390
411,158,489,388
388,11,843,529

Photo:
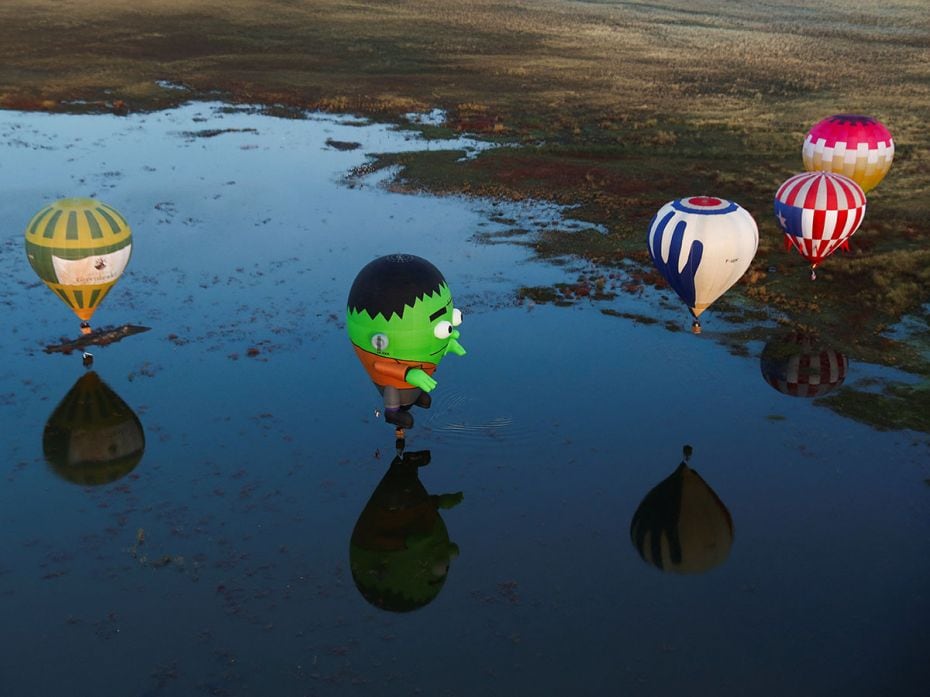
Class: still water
1,103,928,696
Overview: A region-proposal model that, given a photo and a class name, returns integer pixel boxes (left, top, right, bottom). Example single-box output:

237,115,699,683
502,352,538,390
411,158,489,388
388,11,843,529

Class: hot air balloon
24,198,133,334
760,332,848,398
347,254,466,430
43,371,145,486
774,171,866,279
647,196,759,333
630,445,733,575
803,114,894,193
349,449,462,612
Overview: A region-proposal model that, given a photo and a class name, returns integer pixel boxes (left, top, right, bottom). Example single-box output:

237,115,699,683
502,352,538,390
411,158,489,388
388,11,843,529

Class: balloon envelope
803,114,894,193
774,172,866,268
647,196,758,319
760,332,848,398
24,197,132,325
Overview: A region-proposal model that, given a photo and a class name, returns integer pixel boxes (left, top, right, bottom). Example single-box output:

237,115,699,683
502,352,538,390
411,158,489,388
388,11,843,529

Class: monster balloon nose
347,254,466,431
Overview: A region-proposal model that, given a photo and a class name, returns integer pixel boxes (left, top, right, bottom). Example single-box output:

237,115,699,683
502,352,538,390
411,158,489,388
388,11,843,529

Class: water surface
1,103,928,697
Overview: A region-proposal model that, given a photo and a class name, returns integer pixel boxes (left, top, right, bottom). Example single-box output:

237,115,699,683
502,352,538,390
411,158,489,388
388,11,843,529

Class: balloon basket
691,320,702,335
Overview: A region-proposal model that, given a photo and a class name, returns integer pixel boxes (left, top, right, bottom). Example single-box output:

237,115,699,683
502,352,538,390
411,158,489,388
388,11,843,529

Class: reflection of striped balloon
760,333,848,398
43,372,145,486
24,198,132,324
774,172,866,268
803,114,894,193
647,196,758,319
630,462,733,575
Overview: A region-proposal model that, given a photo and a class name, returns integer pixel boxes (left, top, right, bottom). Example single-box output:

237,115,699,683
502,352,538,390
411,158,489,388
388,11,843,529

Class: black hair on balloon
347,254,447,320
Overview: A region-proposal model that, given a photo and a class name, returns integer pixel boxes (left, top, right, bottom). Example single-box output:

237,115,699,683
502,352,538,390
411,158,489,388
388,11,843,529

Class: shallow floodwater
1,103,928,697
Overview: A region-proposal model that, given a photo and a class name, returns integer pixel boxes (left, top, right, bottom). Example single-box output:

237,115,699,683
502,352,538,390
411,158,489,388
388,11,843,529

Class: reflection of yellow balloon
630,457,733,574
43,372,145,486
24,198,132,331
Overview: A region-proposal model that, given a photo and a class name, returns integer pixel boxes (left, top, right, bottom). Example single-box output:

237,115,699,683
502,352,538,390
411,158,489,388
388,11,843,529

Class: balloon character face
24,197,132,332
774,171,866,274
347,254,465,429
347,274,464,363
802,114,894,193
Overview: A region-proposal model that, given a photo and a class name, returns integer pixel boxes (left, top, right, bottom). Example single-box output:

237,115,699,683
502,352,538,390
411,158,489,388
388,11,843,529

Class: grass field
2,0,929,427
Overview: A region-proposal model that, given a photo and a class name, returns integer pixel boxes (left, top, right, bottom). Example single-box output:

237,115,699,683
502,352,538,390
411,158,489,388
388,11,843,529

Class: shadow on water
0,102,928,696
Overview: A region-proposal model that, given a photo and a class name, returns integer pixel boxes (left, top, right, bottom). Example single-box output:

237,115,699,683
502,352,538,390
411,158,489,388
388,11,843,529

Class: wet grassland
2,0,929,430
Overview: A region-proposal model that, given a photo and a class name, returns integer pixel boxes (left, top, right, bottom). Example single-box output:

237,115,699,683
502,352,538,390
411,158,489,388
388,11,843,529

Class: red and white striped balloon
773,171,866,273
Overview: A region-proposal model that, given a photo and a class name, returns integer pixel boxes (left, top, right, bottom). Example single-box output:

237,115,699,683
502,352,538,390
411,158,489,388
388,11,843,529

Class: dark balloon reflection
350,449,462,612
760,331,848,398
630,445,733,574
43,371,145,486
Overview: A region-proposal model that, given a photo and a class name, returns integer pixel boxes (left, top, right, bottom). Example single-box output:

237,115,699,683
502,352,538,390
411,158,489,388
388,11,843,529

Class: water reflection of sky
1,103,928,696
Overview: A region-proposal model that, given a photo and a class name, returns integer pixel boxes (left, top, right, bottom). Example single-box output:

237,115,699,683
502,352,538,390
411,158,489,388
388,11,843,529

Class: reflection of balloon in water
25,198,133,333
349,450,462,611
347,254,466,430
774,172,866,279
43,372,145,486
803,114,894,193
630,446,733,574
647,197,758,333
760,332,849,398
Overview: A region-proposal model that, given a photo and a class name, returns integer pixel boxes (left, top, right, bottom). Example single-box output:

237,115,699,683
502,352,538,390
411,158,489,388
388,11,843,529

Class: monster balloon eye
451,308,463,326
347,254,467,432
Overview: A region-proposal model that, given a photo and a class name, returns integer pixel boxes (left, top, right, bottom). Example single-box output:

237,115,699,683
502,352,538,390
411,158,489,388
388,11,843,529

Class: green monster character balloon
347,254,466,430
349,449,462,612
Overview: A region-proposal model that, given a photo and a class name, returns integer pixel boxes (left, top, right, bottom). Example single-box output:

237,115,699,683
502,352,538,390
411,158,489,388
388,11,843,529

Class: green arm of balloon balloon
433,492,464,510
406,368,437,392
446,335,466,356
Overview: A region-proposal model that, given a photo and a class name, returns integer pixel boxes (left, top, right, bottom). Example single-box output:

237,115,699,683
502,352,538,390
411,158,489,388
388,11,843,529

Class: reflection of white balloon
647,197,758,331
631,460,733,575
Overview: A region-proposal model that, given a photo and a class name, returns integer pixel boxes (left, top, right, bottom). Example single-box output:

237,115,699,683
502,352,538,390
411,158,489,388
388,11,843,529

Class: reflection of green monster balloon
630,446,733,574
347,254,465,428
350,450,462,612
43,372,145,486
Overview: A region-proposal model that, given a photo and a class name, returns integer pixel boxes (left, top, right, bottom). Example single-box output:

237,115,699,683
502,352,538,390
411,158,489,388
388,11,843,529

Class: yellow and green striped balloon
24,197,132,331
